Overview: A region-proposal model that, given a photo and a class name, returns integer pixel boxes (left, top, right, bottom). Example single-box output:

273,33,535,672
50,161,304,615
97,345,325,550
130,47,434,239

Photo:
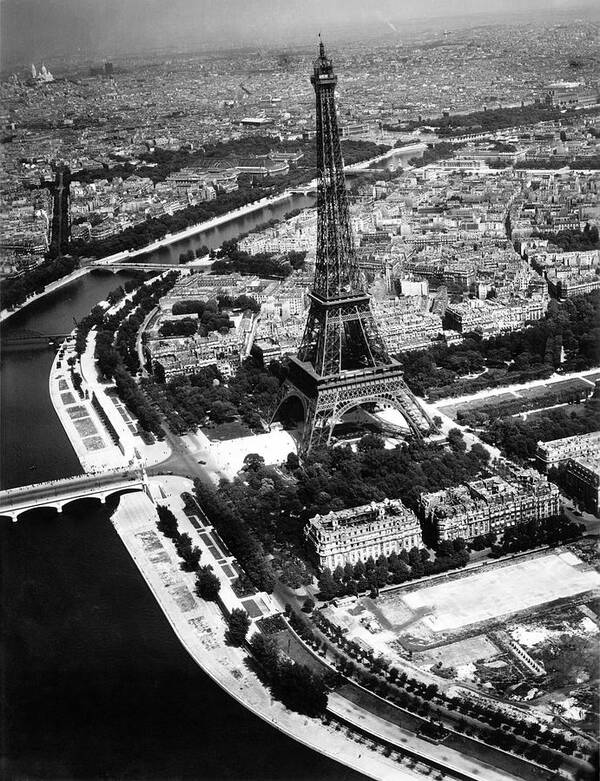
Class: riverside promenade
93,185,317,268
114,481,421,781
0,267,91,324
0,187,301,323
2,144,407,323
47,279,173,475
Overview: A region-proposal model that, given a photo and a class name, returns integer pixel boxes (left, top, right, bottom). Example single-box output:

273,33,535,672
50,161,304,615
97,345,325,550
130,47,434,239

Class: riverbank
112,483,418,781
345,142,426,171
93,184,319,268
48,279,173,475
0,266,92,325
0,187,307,323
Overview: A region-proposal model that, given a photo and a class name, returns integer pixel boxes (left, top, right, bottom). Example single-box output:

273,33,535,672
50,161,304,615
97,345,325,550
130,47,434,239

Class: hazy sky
1,0,595,65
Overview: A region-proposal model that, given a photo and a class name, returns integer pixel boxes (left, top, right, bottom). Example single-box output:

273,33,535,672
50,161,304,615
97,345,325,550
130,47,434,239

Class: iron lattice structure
274,43,432,453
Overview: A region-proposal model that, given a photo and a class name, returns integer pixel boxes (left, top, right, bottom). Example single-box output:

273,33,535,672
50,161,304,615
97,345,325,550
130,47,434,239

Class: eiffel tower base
272,356,433,455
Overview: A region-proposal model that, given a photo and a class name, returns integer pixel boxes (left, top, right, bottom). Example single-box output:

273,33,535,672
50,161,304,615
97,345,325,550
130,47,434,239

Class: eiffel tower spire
272,42,433,454
298,40,390,377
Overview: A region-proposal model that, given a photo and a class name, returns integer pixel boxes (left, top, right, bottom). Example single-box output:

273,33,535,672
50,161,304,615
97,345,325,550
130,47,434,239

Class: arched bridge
0,468,149,521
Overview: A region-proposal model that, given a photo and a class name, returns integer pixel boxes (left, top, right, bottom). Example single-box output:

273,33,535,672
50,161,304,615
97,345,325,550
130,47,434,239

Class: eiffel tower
273,42,432,454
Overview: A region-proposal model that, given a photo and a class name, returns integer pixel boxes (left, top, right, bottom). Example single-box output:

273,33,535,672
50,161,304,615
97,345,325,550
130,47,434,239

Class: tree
156,504,179,539
470,442,490,463
447,428,467,453
302,597,315,613
286,452,300,471
275,660,328,716
243,453,266,472
249,632,280,671
195,566,221,601
318,568,338,600
357,433,385,452
227,608,251,646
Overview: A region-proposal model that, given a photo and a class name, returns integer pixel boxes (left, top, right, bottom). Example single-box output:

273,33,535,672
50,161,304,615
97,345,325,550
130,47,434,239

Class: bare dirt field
399,552,600,633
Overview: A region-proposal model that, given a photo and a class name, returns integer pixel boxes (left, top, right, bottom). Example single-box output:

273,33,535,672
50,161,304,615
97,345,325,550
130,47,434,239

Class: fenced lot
398,551,600,633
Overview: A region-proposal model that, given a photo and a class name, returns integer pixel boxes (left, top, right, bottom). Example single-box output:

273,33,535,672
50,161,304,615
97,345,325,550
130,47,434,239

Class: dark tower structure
274,42,432,453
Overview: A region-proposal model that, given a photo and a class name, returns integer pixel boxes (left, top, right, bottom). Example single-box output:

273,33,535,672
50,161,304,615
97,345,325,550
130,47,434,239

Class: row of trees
309,611,578,771
490,515,584,556
456,381,592,428
1,254,79,311
194,478,275,593
516,156,600,171
409,103,576,137
73,272,179,435
156,504,202,572
70,183,274,258
155,504,225,604
317,540,470,600
249,633,328,717
156,503,254,647
483,396,600,462
397,291,600,398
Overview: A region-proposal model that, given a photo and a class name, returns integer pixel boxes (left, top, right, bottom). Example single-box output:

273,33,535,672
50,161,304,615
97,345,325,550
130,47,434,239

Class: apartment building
536,430,600,471
419,468,561,542
304,498,423,571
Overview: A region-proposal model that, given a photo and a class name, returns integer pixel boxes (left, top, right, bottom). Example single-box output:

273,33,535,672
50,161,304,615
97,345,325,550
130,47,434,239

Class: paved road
328,693,521,781
146,425,220,486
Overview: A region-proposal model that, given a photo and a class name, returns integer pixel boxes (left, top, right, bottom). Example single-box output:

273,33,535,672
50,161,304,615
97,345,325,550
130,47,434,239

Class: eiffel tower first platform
273,42,433,454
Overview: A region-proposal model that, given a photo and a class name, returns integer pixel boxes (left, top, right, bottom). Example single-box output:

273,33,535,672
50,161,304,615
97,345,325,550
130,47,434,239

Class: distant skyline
1,0,598,67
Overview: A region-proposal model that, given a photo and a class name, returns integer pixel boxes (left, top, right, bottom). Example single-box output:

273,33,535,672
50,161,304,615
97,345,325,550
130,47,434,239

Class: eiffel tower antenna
271,42,432,454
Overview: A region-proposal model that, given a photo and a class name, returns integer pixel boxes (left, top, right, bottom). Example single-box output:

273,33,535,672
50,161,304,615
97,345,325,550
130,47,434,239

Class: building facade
565,456,600,515
304,498,422,571
536,430,600,471
419,468,561,542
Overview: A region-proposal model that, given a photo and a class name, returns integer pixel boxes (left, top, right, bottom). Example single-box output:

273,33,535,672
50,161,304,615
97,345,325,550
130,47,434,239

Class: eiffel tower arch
271,42,432,454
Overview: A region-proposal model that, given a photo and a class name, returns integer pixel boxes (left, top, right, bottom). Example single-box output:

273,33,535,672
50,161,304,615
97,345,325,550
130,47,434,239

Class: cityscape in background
1,2,600,780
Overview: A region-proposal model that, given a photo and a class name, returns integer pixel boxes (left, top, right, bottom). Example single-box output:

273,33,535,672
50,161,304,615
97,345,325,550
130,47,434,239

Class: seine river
0,196,369,777
1,149,424,774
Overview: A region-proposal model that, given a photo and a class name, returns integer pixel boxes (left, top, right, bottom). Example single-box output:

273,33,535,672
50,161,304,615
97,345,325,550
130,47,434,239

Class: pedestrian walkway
147,476,278,620
49,336,125,472
111,485,421,781
80,331,170,468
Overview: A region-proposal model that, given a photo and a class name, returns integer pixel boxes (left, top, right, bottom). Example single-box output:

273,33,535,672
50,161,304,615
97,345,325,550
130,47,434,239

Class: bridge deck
0,469,146,515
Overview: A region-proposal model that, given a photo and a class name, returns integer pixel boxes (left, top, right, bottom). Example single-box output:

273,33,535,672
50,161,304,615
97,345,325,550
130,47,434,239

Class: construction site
324,545,600,737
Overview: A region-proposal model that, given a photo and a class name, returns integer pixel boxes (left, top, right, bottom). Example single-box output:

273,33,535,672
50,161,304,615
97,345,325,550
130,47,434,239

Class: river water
146,192,317,261
0,207,367,777
133,145,422,263
2,152,426,774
